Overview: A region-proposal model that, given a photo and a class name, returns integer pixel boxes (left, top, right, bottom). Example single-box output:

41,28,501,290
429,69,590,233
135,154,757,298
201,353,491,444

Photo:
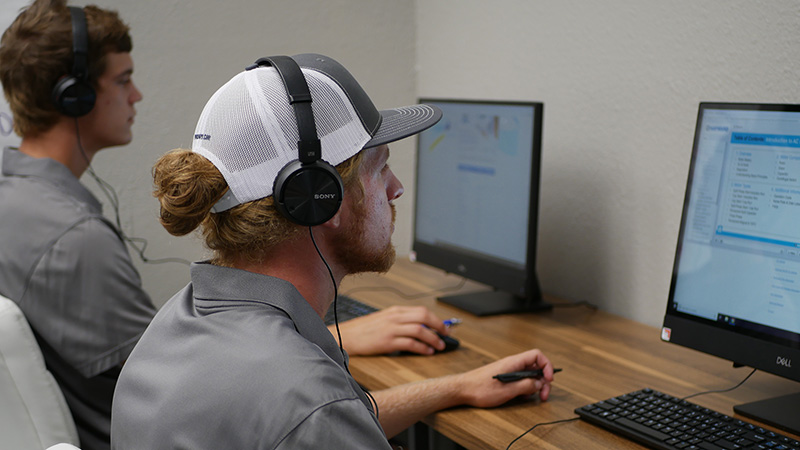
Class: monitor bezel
663,102,800,385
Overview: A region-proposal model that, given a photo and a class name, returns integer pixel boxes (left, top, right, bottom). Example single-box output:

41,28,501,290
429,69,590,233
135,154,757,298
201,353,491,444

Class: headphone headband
248,56,321,164
246,55,344,227
52,6,96,117
69,7,89,82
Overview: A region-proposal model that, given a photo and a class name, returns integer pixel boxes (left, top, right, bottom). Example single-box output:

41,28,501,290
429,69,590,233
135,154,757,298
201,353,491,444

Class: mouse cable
74,119,190,266
505,416,579,450
679,366,756,402
309,226,380,419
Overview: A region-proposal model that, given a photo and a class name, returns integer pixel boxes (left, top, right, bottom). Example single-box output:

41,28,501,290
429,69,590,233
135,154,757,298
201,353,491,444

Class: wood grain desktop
341,258,800,449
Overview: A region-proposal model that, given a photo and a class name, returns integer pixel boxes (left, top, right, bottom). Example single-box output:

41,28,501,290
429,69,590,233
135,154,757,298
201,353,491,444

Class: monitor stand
437,290,552,317
733,391,800,435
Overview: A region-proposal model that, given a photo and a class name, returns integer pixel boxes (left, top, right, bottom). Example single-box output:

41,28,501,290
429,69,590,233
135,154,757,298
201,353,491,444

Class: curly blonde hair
152,149,365,266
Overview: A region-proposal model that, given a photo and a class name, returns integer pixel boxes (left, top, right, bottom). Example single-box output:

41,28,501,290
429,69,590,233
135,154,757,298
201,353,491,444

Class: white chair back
0,294,80,449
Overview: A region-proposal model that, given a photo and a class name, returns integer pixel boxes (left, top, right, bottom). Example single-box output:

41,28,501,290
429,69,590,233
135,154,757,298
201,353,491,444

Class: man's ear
322,207,342,229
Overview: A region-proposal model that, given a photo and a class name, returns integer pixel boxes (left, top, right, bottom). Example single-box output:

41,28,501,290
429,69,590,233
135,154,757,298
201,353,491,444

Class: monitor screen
663,102,800,433
412,99,549,316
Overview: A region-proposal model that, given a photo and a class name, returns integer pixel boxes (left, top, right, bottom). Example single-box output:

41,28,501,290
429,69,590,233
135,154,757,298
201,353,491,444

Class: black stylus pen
493,368,562,382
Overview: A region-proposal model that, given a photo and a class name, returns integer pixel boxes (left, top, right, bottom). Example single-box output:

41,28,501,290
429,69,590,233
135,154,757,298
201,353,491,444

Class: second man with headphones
0,3,472,449
0,2,152,449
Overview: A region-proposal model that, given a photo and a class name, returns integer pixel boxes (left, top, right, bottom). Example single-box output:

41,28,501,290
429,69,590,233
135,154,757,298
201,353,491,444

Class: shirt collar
1,147,103,212
188,261,347,367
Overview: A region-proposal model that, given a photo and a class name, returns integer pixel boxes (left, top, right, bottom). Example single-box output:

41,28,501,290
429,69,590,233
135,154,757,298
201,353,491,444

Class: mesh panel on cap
216,73,281,173
191,66,371,209
303,70,372,165
304,74,350,141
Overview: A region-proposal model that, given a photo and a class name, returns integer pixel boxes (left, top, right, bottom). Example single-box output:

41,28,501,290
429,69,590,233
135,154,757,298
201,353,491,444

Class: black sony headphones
246,56,344,227
52,6,96,117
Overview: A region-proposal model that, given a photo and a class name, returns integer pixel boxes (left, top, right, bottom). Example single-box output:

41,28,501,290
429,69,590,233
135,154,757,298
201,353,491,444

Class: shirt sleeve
22,216,157,377
275,398,393,449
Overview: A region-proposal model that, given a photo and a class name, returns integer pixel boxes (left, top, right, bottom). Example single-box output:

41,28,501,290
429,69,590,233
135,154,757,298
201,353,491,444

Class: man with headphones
0,1,154,449
110,53,555,449
0,2,522,448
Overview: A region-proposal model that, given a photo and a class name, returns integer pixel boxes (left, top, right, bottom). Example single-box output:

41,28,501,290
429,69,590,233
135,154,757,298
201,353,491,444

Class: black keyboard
576,388,800,450
324,294,378,325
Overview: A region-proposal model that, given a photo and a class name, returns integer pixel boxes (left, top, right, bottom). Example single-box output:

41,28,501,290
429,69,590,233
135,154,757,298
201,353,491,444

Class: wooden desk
342,259,800,449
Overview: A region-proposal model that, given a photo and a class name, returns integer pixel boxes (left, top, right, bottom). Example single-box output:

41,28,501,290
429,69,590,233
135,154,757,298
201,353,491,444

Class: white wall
1,0,27,149
10,1,799,326
73,0,417,307
416,0,800,326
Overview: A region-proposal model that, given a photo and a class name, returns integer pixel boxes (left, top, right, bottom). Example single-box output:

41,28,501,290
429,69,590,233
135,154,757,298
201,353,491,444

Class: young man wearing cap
110,53,554,449
1,4,451,448
3,0,459,432
0,1,154,449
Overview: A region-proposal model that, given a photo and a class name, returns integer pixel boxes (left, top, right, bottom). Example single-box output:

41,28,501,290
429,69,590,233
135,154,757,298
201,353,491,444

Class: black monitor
663,102,800,434
411,98,550,316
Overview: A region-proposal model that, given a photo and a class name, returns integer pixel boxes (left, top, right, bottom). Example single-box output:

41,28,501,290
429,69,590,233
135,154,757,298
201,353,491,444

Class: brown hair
0,0,132,137
153,150,365,266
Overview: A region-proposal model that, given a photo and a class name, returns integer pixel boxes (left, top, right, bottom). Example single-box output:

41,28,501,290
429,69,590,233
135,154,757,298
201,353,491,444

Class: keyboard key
614,417,671,441
324,295,378,325
698,442,724,450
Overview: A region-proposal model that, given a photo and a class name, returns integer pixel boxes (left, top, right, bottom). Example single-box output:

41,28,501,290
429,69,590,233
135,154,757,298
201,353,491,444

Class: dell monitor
412,98,549,316
663,102,800,434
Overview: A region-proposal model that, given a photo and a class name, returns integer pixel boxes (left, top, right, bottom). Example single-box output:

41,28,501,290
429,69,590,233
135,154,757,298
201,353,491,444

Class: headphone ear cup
274,160,344,227
52,75,96,117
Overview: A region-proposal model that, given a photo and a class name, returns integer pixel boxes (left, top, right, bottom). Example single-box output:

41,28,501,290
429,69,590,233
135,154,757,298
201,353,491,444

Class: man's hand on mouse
328,305,451,356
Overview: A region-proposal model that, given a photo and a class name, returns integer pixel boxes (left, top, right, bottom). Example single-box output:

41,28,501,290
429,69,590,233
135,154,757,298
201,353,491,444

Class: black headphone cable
309,226,380,419
74,118,190,266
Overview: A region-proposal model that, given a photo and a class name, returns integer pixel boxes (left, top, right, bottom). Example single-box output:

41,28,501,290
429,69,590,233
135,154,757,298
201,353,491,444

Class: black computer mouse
396,333,460,356
436,333,460,353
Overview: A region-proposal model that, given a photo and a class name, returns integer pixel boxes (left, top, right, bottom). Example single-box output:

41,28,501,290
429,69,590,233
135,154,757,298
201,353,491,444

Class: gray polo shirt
0,147,156,450
111,262,392,449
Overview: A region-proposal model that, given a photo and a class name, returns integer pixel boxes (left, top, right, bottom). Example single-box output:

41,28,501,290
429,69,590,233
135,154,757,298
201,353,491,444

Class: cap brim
363,104,443,149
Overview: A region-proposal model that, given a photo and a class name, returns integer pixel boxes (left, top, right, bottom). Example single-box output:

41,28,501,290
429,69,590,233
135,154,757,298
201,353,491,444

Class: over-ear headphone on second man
246,56,344,227
50,7,189,267
52,6,96,117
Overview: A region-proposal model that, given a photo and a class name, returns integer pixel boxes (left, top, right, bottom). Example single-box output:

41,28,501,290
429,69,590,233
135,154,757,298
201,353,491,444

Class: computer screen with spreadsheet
412,98,548,316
